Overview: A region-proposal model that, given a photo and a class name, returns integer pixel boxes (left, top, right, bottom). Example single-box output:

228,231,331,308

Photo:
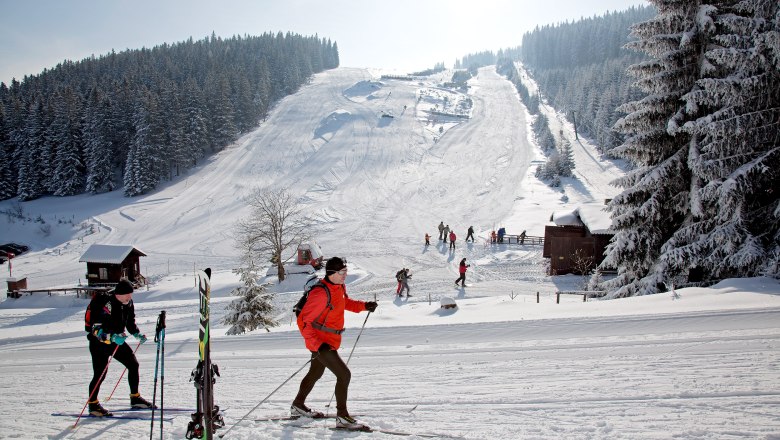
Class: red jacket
297,278,366,352
459,262,468,274
449,231,456,241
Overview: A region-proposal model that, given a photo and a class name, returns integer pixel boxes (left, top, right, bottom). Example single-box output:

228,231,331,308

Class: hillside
2,66,581,292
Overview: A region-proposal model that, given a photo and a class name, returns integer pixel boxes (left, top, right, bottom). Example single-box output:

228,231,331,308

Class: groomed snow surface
0,67,779,439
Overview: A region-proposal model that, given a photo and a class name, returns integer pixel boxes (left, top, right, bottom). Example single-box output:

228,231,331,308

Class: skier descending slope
292,257,378,431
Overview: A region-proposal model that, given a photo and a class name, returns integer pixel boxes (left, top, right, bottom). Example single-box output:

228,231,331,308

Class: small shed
297,242,324,269
545,205,614,275
79,244,147,286
6,277,27,298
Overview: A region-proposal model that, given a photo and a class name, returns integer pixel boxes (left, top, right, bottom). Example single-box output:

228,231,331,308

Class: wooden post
583,294,587,302
556,292,560,304
536,292,540,303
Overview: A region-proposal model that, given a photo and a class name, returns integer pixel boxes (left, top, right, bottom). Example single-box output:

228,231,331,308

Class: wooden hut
544,205,614,275
79,244,147,286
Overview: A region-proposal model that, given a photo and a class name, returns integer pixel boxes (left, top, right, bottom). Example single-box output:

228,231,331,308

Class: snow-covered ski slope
1,67,779,439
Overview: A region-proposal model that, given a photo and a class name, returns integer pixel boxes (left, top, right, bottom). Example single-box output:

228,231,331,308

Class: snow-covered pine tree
223,257,277,335
159,80,185,179
206,75,237,151
532,113,556,152
124,89,162,196
181,77,208,168
84,88,116,193
602,1,711,297
558,137,575,177
0,105,15,200
660,0,780,281
17,98,46,200
52,86,85,196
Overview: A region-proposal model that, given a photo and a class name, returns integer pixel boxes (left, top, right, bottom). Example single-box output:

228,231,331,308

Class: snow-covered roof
552,209,583,227
79,244,147,264
552,204,613,234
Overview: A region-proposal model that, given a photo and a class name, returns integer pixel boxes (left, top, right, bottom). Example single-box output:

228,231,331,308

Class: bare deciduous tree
571,248,596,289
235,187,311,282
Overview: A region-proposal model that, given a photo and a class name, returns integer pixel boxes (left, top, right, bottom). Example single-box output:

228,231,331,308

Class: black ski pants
294,347,351,416
88,339,140,400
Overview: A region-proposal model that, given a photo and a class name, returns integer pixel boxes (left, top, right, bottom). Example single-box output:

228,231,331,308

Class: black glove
318,343,332,352
365,301,378,312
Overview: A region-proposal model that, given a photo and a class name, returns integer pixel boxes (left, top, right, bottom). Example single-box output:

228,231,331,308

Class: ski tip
204,267,212,278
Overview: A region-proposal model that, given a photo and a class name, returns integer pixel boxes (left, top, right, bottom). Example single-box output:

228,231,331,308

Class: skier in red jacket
455,258,470,286
293,257,377,430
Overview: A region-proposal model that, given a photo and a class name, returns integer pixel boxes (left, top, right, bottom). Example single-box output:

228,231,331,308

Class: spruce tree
660,0,780,281
181,77,208,167
84,88,115,193
52,86,85,196
17,99,46,200
602,1,709,297
223,257,277,335
0,105,16,200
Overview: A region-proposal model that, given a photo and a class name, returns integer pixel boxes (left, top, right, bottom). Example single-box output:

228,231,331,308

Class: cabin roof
79,244,147,264
551,204,613,235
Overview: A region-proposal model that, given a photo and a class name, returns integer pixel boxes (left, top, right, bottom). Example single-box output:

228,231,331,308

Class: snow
79,244,146,265
1,67,779,439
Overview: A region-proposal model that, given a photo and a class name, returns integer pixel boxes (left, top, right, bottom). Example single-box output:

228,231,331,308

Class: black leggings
294,348,352,416
88,339,140,400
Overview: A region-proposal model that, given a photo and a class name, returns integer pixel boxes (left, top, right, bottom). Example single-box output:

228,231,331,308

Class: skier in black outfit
466,226,475,242
85,279,153,416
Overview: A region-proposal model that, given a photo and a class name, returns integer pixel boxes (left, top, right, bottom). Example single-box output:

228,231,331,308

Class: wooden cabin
544,205,614,275
79,244,147,286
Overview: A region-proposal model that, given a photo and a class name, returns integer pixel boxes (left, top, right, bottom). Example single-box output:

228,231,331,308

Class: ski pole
218,358,314,439
105,340,143,402
74,342,121,429
326,311,372,410
150,310,166,440
160,327,165,438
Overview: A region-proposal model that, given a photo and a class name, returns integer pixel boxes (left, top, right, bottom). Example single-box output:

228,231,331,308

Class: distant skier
498,227,506,244
449,231,457,250
85,279,153,417
466,226,475,242
491,230,497,244
438,222,445,240
293,257,377,430
443,224,451,243
455,258,470,287
425,233,431,246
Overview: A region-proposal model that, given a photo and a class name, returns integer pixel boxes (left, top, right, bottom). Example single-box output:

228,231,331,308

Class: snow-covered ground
1,66,779,439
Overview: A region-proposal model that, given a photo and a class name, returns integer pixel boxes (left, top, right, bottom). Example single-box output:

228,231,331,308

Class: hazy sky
0,0,647,84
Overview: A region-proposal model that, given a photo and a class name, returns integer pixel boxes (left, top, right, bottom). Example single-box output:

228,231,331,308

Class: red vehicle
297,242,324,269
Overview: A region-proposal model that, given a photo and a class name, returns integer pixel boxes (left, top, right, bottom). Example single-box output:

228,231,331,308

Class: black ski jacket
86,294,140,341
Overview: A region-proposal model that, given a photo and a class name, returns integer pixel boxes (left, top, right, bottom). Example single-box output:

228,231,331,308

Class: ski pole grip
155,310,166,341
